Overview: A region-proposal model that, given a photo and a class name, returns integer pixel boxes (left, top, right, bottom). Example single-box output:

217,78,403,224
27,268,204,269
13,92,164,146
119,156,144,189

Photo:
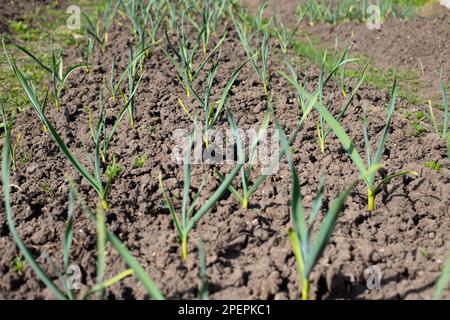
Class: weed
411,121,427,137
19,152,32,165
12,256,25,273
133,154,148,169
434,252,450,299
40,181,54,195
424,161,442,172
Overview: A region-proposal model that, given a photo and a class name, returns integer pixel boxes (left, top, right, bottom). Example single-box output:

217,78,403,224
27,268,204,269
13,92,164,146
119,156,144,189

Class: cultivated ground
0,0,449,300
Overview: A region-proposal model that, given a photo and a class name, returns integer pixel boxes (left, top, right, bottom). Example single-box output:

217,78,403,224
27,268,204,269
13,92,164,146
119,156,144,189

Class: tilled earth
0,3,449,300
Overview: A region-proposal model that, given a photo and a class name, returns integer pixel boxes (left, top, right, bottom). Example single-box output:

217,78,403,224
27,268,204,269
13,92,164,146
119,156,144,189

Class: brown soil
0,2,449,300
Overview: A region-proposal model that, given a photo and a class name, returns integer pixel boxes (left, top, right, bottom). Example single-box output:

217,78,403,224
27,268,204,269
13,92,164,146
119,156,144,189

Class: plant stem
204,133,209,149
242,196,248,209
301,278,310,300
102,198,109,210
316,120,325,153
446,134,450,161
182,234,188,260
368,190,375,212
11,150,17,171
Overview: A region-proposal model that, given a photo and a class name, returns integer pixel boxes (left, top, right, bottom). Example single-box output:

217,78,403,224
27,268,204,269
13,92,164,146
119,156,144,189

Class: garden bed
0,0,449,300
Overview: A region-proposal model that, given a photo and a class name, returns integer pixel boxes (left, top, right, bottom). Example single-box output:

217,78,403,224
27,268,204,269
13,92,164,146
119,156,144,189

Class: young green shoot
90,0,118,46
12,256,25,273
72,181,164,300
164,0,178,30
100,44,161,160
215,106,269,209
1,106,139,300
133,153,148,169
232,15,270,96
147,0,164,44
159,135,243,260
1,104,65,299
187,0,213,54
302,75,417,211
95,201,107,300
63,183,76,274
5,37,86,110
10,131,21,171
280,52,365,154
83,36,96,67
183,51,251,147
278,116,361,299
82,0,119,51
331,38,350,97
297,0,419,25
273,14,303,55
3,43,127,209
434,252,450,299
124,45,139,127
428,65,449,158
100,77,144,162
215,91,319,209
424,160,442,172
211,0,229,35
104,42,155,103
164,14,225,98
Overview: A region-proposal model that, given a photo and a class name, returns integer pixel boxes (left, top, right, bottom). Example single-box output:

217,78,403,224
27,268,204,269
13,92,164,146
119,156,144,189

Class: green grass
297,0,435,25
